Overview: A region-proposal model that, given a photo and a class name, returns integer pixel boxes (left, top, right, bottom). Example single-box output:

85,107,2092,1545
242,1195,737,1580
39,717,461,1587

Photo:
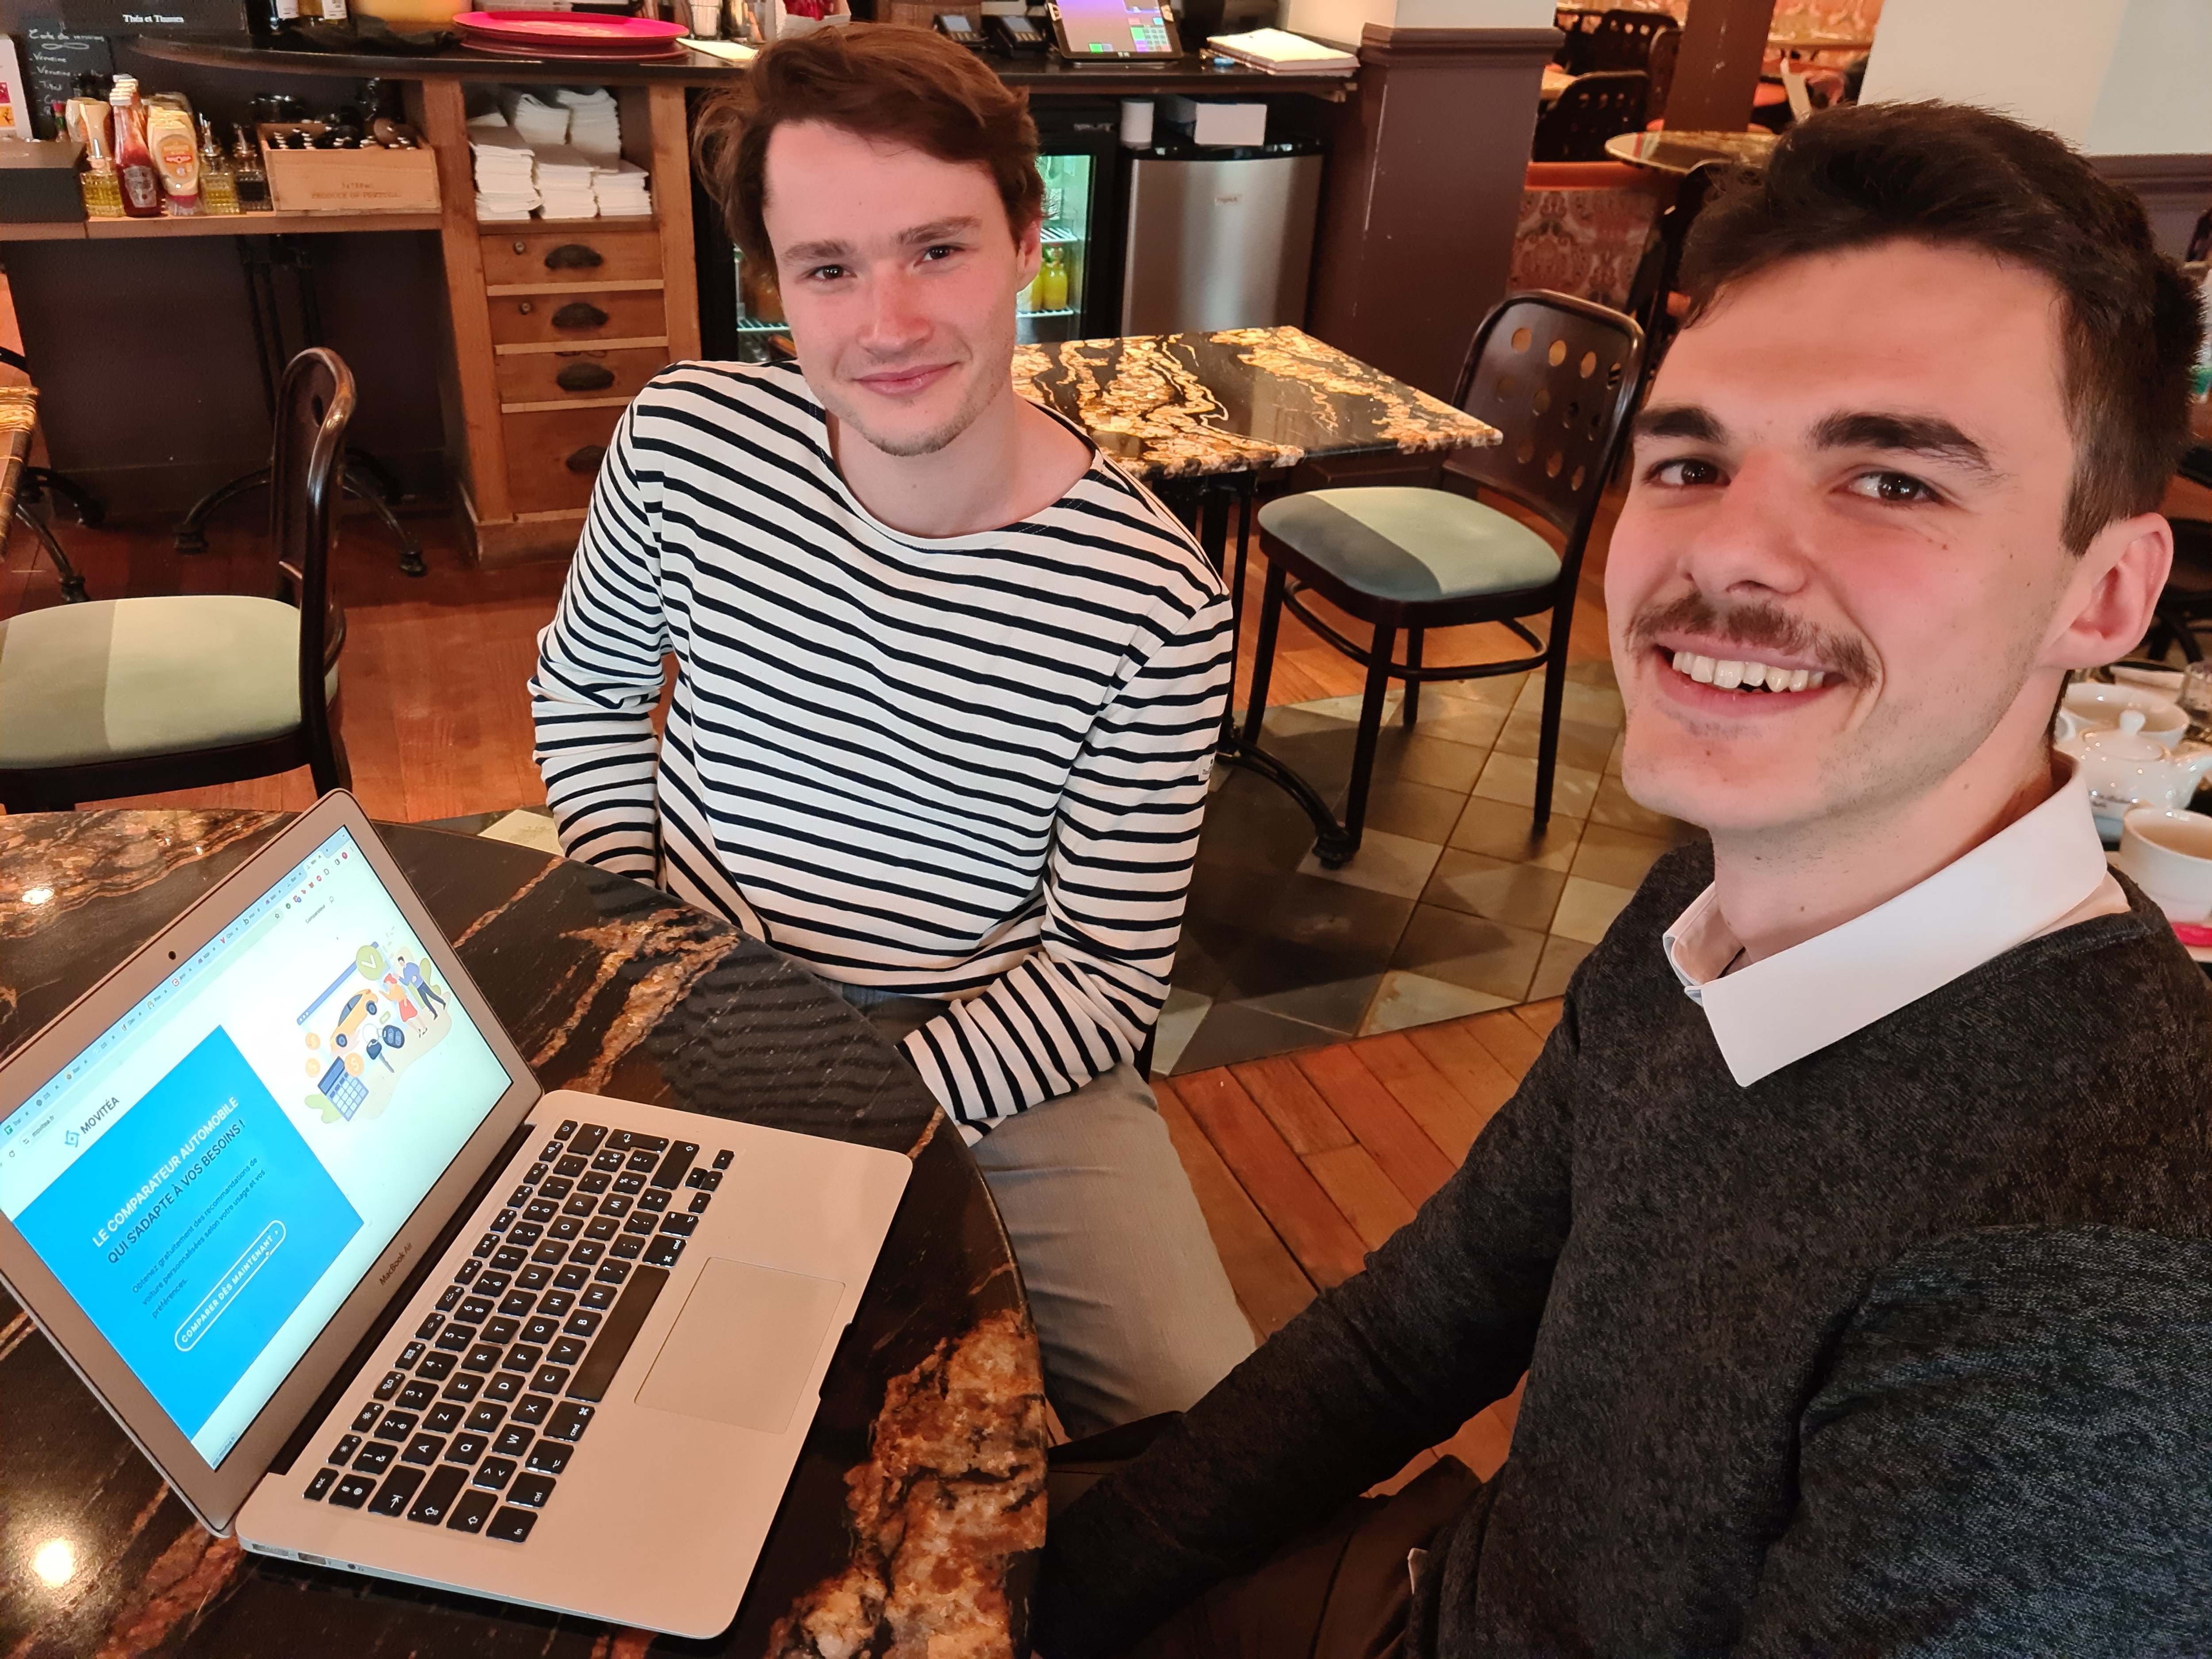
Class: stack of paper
557,87,622,164
1204,27,1357,74
470,123,540,220
498,87,572,147
534,143,602,219
594,158,653,218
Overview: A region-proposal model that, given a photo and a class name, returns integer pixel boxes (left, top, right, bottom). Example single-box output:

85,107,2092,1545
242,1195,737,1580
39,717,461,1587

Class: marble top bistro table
1014,326,1502,861
0,811,1045,1659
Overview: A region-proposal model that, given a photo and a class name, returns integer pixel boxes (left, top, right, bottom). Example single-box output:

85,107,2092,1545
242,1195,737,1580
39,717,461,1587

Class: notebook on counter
0,790,909,1639
1205,27,1358,73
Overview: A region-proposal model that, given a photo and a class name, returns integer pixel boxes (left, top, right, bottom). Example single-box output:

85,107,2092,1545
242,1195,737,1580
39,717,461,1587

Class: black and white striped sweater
529,360,1232,1129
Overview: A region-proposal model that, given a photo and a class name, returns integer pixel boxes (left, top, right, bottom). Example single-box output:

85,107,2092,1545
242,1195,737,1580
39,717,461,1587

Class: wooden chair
1244,293,1645,864
1532,71,1651,163
1561,10,1679,124
0,348,354,812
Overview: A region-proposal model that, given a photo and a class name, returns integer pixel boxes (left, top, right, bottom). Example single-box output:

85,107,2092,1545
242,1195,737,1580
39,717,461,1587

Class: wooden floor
1160,1001,1551,1482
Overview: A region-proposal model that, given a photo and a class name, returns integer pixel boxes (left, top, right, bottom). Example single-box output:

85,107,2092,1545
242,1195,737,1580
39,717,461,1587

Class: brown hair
1679,100,2204,553
694,23,1044,273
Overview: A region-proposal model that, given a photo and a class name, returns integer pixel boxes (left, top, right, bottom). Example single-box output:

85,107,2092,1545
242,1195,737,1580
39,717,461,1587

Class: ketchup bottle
110,77,161,219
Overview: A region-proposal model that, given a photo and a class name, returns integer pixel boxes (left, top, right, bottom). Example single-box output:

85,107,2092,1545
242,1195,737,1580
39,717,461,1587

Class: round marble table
0,810,1046,1659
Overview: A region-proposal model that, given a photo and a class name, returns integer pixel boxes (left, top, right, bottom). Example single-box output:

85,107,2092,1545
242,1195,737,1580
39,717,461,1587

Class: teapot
2057,710,2212,837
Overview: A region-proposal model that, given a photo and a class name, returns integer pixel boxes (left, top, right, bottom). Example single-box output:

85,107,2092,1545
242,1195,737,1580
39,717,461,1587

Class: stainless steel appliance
1118,138,1322,335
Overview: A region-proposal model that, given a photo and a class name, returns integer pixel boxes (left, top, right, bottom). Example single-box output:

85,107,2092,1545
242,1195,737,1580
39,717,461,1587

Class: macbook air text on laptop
0,792,910,1638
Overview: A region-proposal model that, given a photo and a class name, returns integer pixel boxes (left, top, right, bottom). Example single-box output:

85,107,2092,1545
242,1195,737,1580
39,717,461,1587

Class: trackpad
635,1258,846,1435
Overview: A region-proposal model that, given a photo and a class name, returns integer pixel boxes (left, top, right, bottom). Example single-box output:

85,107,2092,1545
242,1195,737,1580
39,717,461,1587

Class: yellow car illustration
330,992,382,1051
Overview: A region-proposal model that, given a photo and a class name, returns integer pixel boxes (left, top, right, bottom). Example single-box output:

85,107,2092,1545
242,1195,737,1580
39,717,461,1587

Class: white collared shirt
1663,767,2129,1087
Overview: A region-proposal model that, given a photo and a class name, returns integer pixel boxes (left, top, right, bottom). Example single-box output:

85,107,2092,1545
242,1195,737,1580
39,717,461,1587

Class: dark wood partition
1306,24,1559,402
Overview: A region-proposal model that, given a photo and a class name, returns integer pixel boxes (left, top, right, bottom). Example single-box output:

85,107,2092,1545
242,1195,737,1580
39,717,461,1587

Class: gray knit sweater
1037,844,2212,1655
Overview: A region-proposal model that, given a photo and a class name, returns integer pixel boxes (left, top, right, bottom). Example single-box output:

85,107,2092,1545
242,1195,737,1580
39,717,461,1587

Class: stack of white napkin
469,121,540,221
533,143,602,219
497,88,572,148
557,88,622,164
594,158,652,218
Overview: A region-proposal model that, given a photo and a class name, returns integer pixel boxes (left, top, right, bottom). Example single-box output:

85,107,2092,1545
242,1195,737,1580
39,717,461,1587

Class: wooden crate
258,124,441,215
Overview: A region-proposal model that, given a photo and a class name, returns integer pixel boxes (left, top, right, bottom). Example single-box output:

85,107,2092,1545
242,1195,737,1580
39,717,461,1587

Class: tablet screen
0,827,512,1466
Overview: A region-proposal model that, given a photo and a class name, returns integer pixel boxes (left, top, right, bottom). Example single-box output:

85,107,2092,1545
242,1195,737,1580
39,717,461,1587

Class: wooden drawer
496,346,669,410
504,405,625,515
480,225,662,288
488,288,667,349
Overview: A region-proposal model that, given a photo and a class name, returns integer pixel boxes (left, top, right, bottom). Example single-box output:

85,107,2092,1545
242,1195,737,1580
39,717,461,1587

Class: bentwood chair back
1245,293,1644,864
1533,71,1651,163
0,347,354,811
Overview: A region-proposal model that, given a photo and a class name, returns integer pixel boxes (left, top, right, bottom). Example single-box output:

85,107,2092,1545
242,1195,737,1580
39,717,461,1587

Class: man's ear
1016,215,1043,286
2043,511,2174,672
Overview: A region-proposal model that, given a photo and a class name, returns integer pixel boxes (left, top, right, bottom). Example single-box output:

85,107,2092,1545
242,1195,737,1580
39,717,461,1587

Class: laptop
0,791,910,1639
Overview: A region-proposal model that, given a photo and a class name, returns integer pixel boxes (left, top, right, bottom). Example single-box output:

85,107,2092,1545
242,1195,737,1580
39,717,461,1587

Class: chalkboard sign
23,24,112,139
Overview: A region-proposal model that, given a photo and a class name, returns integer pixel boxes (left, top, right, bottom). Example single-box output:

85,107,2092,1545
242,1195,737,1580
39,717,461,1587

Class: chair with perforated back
1245,293,1644,865
0,348,353,811
1533,71,1651,163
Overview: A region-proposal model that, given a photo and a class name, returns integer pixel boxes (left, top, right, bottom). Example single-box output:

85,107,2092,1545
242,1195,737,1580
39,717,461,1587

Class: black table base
1156,471,1361,867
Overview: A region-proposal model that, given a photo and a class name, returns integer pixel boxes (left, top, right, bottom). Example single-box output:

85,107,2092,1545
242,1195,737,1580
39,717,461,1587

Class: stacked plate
453,11,690,56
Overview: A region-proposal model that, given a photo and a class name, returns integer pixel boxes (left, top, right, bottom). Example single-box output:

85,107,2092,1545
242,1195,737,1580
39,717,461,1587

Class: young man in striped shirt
528,25,1253,1438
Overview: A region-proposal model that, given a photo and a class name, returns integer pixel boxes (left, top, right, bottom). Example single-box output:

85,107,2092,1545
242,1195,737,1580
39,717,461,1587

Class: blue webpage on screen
15,1027,362,1445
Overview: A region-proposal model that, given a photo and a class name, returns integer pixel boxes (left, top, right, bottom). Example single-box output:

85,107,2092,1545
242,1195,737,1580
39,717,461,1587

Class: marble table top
1014,326,1502,481
0,810,1045,1659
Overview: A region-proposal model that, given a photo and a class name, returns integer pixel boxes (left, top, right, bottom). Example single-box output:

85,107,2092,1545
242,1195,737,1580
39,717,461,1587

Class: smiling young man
1034,103,2212,1657
528,26,1254,1440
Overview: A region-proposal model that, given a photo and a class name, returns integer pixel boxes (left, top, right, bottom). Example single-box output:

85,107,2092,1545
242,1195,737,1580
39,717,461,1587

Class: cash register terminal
1047,0,1185,60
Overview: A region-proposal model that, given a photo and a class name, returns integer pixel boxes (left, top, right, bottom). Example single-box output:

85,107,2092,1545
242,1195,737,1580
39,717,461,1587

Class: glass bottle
78,125,125,219
197,115,239,215
108,77,161,219
231,128,273,211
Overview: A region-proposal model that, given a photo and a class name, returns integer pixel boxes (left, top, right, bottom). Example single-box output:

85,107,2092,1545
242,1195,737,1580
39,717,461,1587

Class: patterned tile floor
1161,660,1701,1075
431,660,1701,1074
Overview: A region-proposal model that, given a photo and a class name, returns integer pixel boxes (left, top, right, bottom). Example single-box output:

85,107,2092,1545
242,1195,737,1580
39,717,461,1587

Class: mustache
1626,593,1874,685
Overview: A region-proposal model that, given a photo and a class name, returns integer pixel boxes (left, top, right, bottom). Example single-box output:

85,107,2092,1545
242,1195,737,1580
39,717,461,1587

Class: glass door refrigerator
695,99,1124,362
1021,104,1123,346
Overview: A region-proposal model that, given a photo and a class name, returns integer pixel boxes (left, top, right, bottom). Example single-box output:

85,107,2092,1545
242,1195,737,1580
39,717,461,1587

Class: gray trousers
850,992,1256,1440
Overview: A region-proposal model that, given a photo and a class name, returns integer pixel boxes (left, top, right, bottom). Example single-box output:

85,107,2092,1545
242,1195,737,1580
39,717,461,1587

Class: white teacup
2116,806,2212,922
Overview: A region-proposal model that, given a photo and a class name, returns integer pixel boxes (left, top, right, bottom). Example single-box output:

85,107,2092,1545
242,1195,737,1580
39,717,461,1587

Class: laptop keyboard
298,1119,735,1544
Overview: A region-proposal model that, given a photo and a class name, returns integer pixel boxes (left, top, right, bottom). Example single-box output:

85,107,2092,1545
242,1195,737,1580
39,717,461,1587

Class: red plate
454,10,688,45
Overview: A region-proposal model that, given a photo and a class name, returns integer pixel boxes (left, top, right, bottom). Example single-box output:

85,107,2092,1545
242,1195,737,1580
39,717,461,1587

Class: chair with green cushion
0,348,353,812
1245,292,1644,865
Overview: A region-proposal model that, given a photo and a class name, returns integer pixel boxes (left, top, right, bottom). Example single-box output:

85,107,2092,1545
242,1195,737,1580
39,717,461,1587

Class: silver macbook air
0,791,910,1638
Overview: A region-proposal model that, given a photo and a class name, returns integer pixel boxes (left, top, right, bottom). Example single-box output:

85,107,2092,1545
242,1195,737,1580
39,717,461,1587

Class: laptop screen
1055,0,1178,55
0,826,513,1467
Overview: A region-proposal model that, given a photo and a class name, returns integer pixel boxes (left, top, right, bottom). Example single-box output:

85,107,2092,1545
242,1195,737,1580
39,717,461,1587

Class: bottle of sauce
148,99,201,215
108,77,161,219
197,115,239,215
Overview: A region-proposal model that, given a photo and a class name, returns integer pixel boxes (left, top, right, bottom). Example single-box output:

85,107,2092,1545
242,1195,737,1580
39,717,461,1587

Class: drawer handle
512,239,527,254
545,243,605,271
552,300,610,331
565,445,607,475
555,361,617,392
